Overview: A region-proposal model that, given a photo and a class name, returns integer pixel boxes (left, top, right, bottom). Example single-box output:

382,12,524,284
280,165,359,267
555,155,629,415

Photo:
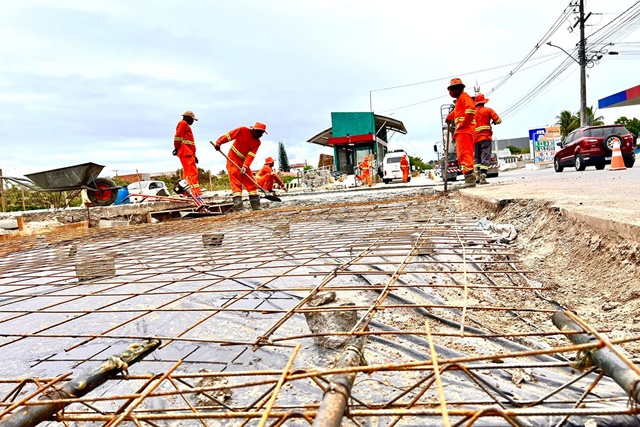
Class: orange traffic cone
609,137,626,171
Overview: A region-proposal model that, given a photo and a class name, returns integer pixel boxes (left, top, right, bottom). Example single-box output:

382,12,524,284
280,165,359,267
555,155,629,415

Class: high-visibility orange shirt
474,105,502,143
359,157,370,171
216,127,261,168
446,92,476,136
257,164,284,187
174,120,196,157
400,156,409,169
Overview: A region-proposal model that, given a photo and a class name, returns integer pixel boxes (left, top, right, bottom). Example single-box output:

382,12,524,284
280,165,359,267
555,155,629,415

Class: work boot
249,195,262,211
479,172,488,185
461,173,476,188
475,167,481,184
232,196,244,211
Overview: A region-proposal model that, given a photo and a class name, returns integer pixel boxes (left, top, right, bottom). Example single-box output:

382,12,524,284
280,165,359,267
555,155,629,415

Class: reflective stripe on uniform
248,191,258,196
465,108,476,115
231,145,246,159
475,125,492,132
495,118,503,124
225,133,232,141
248,151,256,157
232,191,242,197
182,139,195,145
174,137,183,142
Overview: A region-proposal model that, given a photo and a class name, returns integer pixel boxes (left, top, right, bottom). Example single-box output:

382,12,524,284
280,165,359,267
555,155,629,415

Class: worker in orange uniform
400,154,410,183
357,154,373,187
257,157,287,193
446,78,476,187
473,93,502,185
173,111,202,196
214,122,267,211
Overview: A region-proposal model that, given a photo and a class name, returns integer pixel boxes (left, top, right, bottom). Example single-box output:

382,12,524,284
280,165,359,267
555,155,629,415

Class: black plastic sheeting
0,207,638,426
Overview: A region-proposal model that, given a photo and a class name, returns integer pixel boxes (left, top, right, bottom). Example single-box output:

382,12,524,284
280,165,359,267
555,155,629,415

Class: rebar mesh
1,195,639,426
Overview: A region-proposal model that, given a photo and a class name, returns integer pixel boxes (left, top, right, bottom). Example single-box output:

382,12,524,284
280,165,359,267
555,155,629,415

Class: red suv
554,124,635,172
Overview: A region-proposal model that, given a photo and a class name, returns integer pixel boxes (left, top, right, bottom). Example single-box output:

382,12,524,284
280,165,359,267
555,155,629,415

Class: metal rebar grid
0,195,639,427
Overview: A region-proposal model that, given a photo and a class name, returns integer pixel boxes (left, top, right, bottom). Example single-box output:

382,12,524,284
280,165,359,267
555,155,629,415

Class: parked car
127,180,170,203
382,149,410,184
439,152,460,182
554,124,636,172
486,152,499,178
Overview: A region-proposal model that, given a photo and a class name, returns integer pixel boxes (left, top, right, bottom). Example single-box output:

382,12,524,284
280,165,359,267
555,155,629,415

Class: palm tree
555,110,579,139
585,106,604,126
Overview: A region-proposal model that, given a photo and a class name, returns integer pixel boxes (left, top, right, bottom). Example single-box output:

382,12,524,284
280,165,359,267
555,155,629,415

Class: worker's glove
172,149,178,156
195,157,199,164
240,165,247,175
214,144,221,151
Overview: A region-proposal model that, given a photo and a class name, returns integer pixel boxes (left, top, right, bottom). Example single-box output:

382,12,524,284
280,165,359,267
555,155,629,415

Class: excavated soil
457,193,640,355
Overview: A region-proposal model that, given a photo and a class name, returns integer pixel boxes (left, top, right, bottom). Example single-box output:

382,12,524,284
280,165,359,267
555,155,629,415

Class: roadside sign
530,126,561,164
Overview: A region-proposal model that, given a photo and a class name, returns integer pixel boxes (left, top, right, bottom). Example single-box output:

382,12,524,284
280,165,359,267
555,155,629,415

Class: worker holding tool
257,157,287,193
173,110,202,196
473,93,502,185
214,122,267,211
446,78,476,187
356,154,373,187
400,154,410,183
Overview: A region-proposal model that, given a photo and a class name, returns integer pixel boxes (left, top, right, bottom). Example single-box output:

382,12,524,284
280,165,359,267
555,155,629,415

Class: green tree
556,110,578,139
556,106,604,138
585,106,604,126
615,116,640,138
278,141,290,172
506,145,522,154
407,155,428,171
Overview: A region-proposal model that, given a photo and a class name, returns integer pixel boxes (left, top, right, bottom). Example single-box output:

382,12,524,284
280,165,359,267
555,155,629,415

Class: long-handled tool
210,141,281,202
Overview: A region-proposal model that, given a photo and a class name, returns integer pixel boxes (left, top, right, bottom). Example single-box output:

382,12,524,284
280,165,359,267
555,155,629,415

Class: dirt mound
459,194,640,355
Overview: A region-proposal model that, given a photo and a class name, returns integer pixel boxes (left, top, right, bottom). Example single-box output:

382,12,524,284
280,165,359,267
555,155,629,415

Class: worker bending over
257,157,287,193
214,122,267,211
173,110,202,196
446,78,476,187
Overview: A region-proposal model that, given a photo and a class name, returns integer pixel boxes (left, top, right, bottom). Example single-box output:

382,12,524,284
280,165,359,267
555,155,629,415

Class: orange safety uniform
446,91,476,175
474,102,502,171
357,156,373,187
257,161,284,191
400,155,410,183
174,120,201,196
216,127,261,197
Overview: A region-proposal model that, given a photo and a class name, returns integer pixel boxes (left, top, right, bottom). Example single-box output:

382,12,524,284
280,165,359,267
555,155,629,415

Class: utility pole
578,0,588,126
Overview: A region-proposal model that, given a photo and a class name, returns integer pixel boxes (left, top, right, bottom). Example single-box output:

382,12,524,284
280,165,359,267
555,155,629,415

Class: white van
382,150,410,184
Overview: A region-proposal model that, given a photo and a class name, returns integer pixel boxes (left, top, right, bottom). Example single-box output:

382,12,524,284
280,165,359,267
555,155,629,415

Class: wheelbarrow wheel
87,178,118,206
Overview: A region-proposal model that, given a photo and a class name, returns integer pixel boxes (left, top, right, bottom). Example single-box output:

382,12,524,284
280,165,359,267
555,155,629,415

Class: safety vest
474,105,502,143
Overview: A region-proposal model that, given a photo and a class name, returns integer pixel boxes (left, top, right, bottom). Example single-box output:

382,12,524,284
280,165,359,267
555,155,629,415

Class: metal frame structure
1,195,639,426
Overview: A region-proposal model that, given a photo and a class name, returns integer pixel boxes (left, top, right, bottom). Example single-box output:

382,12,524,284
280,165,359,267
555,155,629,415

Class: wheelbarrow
0,162,121,207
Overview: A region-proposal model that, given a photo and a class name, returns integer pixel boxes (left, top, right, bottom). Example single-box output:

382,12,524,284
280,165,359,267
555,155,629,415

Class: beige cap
182,110,198,121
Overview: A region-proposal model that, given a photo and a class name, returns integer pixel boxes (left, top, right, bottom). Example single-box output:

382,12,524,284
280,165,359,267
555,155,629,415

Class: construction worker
357,154,373,187
214,122,267,211
474,93,502,185
173,111,202,196
446,78,476,187
257,157,287,193
400,154,410,183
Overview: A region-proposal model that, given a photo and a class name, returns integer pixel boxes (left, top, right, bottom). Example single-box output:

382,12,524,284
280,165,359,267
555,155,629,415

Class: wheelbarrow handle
209,140,273,197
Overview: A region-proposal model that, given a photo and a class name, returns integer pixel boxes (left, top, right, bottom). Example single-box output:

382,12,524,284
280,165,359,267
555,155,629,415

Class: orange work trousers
227,155,257,197
358,171,372,187
179,155,201,196
401,167,409,183
455,133,475,175
257,174,275,191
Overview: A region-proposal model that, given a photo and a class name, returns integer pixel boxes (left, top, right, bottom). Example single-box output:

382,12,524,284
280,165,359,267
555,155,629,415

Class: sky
1,0,639,178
